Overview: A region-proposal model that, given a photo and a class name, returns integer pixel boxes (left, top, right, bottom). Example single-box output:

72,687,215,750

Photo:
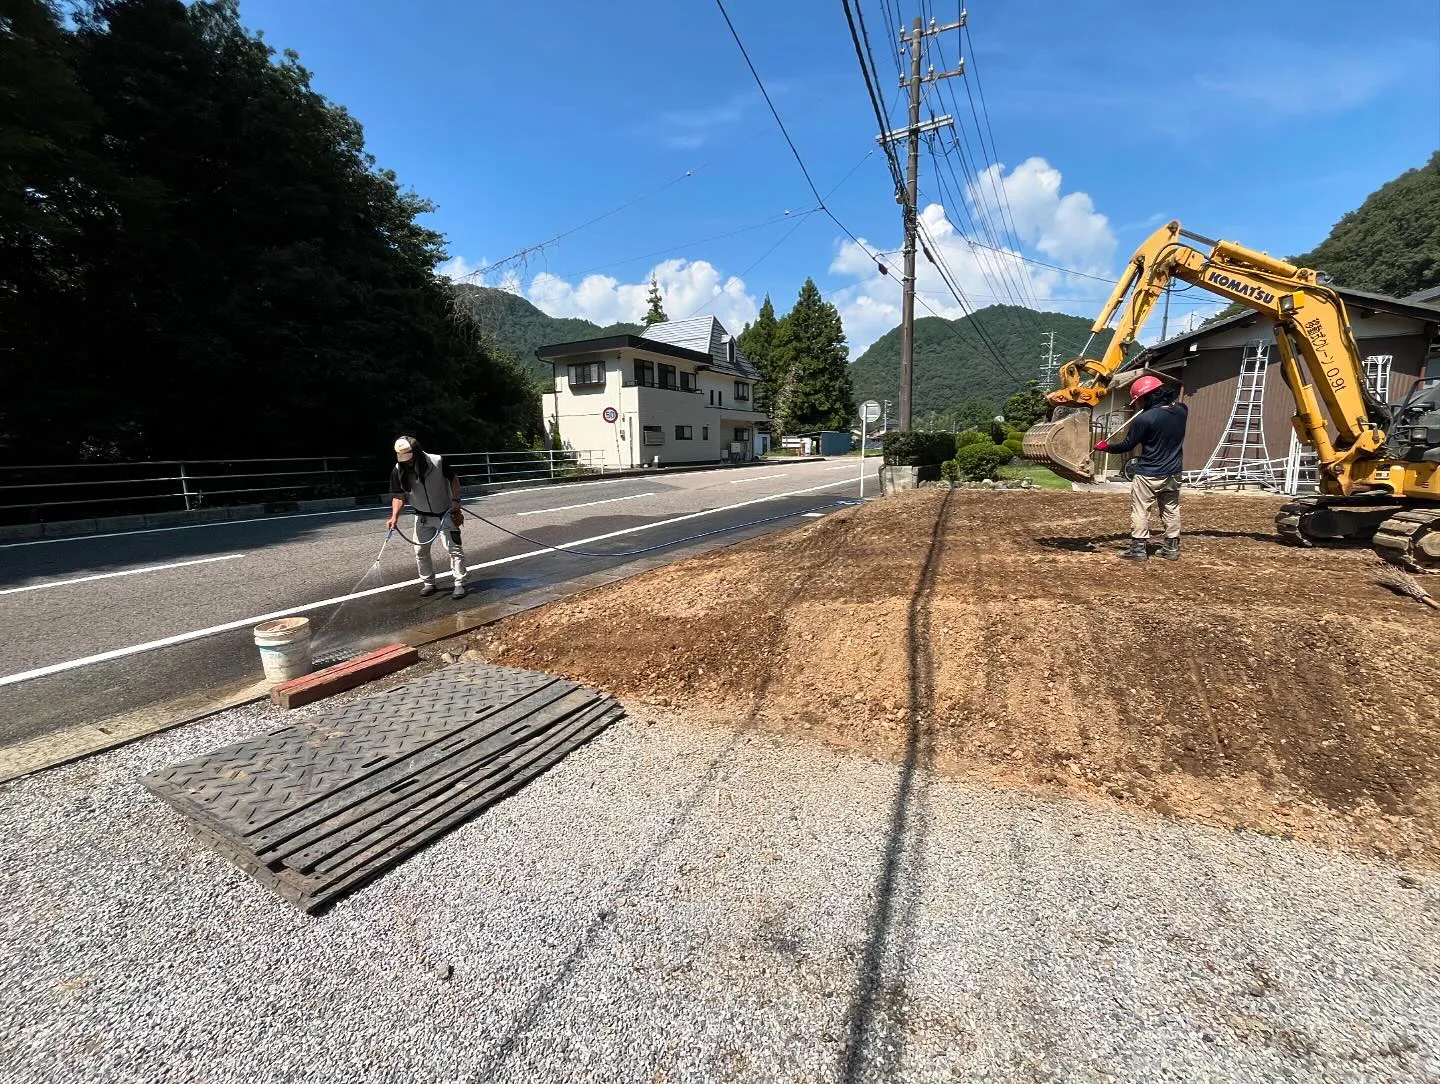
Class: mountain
1293,150,1440,298
847,305,1117,417
1205,150,1440,324
452,285,641,378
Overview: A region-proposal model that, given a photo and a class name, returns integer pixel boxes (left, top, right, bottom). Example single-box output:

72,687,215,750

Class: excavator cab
1022,406,1097,483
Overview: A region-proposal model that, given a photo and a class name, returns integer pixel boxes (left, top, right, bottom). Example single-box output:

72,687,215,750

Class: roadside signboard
861,400,881,423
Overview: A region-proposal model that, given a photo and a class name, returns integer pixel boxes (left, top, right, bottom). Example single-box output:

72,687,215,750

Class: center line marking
0,478,857,688
0,554,247,596
514,492,656,516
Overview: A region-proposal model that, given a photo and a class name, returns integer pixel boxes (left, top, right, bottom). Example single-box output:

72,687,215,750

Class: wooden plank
269,644,420,709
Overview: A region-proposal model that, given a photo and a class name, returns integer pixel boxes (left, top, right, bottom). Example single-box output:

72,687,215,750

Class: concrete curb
0,458,830,543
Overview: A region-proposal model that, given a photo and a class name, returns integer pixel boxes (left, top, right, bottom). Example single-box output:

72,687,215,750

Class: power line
713,0,891,275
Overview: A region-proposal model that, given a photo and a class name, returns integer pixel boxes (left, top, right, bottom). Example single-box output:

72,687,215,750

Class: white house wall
546,348,768,469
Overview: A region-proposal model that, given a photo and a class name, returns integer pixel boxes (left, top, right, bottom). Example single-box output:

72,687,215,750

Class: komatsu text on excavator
1022,220,1440,571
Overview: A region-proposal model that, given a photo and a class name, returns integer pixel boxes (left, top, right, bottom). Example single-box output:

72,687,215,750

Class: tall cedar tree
641,275,667,328
775,278,855,432
0,0,539,462
736,294,783,414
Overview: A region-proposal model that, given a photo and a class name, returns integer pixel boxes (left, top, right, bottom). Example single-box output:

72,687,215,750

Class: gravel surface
2,696,1437,1084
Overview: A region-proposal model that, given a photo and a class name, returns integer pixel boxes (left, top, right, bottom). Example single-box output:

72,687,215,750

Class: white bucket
253,616,313,684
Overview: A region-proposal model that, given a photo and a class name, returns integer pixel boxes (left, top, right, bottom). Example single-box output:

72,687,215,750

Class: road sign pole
859,400,881,501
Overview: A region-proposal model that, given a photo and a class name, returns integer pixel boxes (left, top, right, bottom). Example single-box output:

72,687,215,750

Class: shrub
1003,436,1026,457
987,418,1012,444
882,430,957,465
940,459,960,484
953,440,1014,481
955,428,989,448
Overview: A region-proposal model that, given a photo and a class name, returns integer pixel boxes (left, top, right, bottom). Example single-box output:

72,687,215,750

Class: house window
568,362,605,389
734,381,750,401
734,428,751,442
718,391,723,406
633,360,655,387
642,425,664,446
659,363,678,390
675,425,693,440
709,389,715,405
702,426,709,440
680,371,696,392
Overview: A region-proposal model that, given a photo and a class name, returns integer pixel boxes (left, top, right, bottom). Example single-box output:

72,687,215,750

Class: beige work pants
1130,473,1181,540
413,513,467,587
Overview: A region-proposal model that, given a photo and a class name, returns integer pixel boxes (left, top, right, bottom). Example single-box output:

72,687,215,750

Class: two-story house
537,316,770,469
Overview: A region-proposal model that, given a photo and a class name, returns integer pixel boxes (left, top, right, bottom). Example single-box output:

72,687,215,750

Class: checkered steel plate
144,663,558,838
143,662,624,912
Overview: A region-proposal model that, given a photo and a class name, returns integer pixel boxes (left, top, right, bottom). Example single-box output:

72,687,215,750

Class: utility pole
1161,281,1172,341
877,14,964,431
1040,330,1058,387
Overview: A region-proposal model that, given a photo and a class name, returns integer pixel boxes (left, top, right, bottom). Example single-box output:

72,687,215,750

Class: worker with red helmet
1093,374,1188,561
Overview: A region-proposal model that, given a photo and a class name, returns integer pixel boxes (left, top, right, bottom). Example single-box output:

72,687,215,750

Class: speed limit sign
602,407,619,423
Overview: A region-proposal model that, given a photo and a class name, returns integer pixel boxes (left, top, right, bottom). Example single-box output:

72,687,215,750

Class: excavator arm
1026,221,1390,491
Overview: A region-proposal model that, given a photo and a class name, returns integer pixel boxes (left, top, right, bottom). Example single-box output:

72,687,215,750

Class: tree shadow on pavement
838,488,953,1083
468,512,867,1081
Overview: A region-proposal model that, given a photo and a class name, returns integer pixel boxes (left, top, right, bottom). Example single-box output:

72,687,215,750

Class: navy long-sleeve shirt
1106,401,1188,477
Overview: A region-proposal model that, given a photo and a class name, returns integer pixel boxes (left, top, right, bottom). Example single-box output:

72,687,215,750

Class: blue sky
237,0,1439,356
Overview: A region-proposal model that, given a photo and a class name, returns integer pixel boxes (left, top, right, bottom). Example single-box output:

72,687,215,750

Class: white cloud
437,255,483,282
527,257,758,334
968,157,1115,273
829,157,1119,356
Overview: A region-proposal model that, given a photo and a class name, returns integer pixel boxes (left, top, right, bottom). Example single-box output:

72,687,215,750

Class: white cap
394,437,414,462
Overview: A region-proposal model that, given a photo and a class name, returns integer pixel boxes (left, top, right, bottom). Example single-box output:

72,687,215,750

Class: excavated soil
473,488,1440,866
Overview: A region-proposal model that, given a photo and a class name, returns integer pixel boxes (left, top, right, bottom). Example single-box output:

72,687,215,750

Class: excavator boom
1021,220,1440,568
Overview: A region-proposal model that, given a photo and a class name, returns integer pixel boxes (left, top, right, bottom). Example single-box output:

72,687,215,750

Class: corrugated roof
639,316,762,380
1405,283,1440,305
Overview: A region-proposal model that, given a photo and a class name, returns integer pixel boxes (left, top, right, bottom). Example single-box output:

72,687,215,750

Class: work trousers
413,513,466,587
1130,473,1181,540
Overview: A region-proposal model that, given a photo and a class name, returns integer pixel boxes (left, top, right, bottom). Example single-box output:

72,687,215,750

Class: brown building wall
1175,331,1430,472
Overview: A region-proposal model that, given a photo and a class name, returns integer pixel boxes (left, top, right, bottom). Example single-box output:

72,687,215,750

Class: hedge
882,430,957,465
955,429,989,448
953,440,1014,481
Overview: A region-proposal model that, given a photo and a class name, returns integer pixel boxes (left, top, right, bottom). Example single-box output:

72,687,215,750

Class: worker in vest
387,436,468,598
1094,375,1188,562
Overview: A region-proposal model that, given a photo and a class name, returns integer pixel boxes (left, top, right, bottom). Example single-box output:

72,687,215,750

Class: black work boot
1117,538,1149,561
1159,537,1181,561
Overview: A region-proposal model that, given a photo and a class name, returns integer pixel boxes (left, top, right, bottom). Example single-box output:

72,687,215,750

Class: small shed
790,430,853,456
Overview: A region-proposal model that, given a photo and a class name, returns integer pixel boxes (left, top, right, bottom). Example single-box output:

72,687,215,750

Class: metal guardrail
0,449,605,525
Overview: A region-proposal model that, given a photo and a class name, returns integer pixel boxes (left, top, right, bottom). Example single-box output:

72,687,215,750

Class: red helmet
1128,374,1165,404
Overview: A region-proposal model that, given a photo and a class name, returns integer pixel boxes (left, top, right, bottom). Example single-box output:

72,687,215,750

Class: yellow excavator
1022,220,1440,571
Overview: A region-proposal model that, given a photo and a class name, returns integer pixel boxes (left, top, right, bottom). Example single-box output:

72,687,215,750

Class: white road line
0,464,835,549
0,554,246,596
802,512,826,518
728,472,803,484
0,477,857,688
513,492,656,517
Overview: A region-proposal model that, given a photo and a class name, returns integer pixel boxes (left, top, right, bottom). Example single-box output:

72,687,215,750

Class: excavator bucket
1021,407,1096,484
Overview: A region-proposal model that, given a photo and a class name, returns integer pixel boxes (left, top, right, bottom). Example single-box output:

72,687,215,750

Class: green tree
2,0,540,463
737,294,784,414
641,274,667,328
774,278,855,432
1002,382,1047,430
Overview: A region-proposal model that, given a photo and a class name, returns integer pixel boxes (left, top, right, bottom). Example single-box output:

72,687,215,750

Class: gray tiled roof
639,316,762,381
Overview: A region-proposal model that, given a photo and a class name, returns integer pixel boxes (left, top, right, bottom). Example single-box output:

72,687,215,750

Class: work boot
451,582,467,600
1117,538,1149,561
1159,537,1181,561
420,583,437,597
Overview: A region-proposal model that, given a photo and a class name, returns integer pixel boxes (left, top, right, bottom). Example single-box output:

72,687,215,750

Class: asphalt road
0,459,875,746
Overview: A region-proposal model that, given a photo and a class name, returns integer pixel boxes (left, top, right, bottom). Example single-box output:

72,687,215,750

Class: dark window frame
675,425,694,440
567,362,605,389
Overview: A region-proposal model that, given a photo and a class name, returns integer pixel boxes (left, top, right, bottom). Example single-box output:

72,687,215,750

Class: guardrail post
485,453,493,487
549,450,556,480
180,462,193,511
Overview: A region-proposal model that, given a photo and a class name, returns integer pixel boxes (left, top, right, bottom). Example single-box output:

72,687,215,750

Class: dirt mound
474,488,1440,865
